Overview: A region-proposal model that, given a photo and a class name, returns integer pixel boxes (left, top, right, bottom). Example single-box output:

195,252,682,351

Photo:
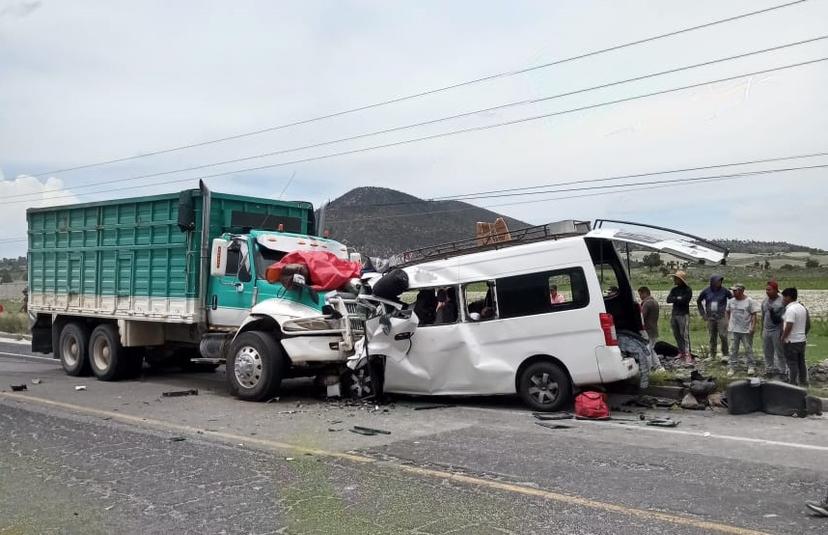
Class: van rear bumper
595,346,639,383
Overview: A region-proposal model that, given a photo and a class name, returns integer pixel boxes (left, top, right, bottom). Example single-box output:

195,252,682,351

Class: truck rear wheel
227,331,284,401
58,322,91,376
89,324,135,381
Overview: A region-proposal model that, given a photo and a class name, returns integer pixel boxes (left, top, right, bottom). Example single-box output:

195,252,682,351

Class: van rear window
496,268,588,319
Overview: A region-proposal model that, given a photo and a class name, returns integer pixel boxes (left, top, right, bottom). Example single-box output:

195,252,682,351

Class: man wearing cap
666,270,693,363
761,280,786,378
696,275,732,361
726,284,760,376
781,287,809,386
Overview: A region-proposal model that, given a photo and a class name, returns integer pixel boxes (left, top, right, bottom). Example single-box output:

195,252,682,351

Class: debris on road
162,389,199,397
10,384,27,391
413,404,456,411
680,392,702,410
74,385,87,391
534,421,573,430
31,378,42,385
169,437,186,442
350,425,391,436
533,412,574,421
646,418,680,428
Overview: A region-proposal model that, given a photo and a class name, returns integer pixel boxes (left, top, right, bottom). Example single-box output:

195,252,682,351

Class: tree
642,252,662,271
805,258,820,269
0,270,12,283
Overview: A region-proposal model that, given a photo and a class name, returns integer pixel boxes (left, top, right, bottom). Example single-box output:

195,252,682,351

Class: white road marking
0,350,56,362
575,418,828,452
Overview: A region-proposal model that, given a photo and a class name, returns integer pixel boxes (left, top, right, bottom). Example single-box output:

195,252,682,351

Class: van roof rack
389,220,592,268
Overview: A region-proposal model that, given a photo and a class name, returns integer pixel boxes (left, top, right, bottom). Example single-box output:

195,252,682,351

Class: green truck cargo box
27,185,315,325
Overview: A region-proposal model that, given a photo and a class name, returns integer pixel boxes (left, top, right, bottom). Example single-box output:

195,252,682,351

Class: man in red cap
761,280,786,378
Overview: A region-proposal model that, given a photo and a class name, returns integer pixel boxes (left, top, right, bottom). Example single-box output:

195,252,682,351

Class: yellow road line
0,392,770,535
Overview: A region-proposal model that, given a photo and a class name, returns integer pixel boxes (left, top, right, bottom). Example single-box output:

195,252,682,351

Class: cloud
0,173,78,257
0,0,41,19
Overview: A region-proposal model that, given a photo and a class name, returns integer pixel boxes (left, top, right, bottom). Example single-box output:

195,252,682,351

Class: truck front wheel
227,331,284,401
58,322,91,376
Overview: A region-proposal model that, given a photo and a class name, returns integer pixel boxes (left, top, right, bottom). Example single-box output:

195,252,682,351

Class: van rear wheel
227,331,284,401
58,322,91,376
518,361,571,412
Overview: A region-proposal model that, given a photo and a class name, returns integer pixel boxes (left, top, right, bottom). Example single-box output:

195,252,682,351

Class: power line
324,163,828,225
9,35,823,205
4,163,822,246
25,0,807,179
3,56,825,209
365,150,828,206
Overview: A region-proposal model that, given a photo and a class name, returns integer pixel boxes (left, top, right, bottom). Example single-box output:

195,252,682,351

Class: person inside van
413,289,437,326
549,285,565,304
435,288,458,324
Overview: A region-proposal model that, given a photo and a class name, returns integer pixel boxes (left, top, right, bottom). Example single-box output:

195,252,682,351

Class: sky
1,0,827,257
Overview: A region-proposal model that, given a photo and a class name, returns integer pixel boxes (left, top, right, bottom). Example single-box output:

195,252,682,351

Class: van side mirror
210,239,229,276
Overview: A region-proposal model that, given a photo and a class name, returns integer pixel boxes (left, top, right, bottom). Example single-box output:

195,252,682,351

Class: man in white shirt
725,284,759,377
780,287,809,387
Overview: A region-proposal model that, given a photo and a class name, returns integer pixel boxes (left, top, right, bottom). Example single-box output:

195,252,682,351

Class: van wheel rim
349,367,373,398
235,346,263,389
528,372,559,404
92,337,111,371
62,336,80,367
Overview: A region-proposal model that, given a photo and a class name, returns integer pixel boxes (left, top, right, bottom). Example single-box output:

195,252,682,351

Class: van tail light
599,313,618,346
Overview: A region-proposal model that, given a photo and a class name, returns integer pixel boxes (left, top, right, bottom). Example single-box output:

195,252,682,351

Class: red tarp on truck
266,251,362,291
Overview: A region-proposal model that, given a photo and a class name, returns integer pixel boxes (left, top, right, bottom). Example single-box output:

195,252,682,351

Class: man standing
638,286,663,371
696,275,732,361
726,284,759,377
666,270,693,364
781,287,809,386
761,281,786,378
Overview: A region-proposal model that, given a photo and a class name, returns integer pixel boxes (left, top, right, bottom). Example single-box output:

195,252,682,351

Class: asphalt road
1,338,827,535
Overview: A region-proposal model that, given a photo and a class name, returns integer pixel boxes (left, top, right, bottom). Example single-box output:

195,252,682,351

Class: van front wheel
518,361,571,412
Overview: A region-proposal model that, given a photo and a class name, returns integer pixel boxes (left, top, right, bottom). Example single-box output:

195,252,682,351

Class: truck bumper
281,336,351,363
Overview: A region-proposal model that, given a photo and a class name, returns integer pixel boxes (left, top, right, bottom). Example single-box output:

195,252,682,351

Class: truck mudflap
594,345,638,383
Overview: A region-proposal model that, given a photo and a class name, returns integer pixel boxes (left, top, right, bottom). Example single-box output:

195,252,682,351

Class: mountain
710,239,825,255
319,187,529,258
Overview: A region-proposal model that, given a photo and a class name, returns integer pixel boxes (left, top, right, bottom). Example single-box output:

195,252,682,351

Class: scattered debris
285,457,295,461
534,421,573,430
162,389,198,397
533,412,574,421
328,419,343,425
328,428,343,432
74,385,87,391
266,397,280,404
762,514,779,519
680,392,703,410
169,437,186,442
350,425,391,436
31,378,42,385
10,384,27,392
646,418,680,428
413,404,456,411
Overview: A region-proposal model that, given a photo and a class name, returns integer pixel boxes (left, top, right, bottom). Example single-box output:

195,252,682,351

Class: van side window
497,268,588,319
463,281,497,321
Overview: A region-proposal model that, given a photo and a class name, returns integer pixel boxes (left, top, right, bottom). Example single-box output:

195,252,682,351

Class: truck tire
88,324,134,381
58,322,91,376
227,331,284,401
517,361,571,412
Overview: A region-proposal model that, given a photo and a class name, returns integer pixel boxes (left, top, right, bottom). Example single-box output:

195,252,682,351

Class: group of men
637,273,810,386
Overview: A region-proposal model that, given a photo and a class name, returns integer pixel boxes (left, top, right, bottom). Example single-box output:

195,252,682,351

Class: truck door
208,237,256,328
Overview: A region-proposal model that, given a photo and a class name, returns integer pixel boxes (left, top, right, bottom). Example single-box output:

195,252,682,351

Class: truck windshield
255,246,287,280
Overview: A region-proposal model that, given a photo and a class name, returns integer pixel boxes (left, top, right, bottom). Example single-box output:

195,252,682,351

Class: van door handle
211,295,218,310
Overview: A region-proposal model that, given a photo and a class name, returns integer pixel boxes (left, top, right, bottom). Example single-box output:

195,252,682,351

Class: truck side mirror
210,239,229,276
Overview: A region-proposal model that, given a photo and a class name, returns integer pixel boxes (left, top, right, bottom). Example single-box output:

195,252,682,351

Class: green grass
631,266,828,291
0,298,27,335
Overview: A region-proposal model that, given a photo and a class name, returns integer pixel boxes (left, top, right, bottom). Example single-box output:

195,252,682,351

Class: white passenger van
355,220,727,411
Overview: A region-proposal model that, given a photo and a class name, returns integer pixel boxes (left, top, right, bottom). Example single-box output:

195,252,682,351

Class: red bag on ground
574,391,610,420
266,251,362,291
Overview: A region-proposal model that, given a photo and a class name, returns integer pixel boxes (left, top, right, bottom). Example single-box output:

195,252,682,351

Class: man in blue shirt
696,274,732,361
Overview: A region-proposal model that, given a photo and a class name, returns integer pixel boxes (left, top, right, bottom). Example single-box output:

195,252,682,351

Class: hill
319,187,529,258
